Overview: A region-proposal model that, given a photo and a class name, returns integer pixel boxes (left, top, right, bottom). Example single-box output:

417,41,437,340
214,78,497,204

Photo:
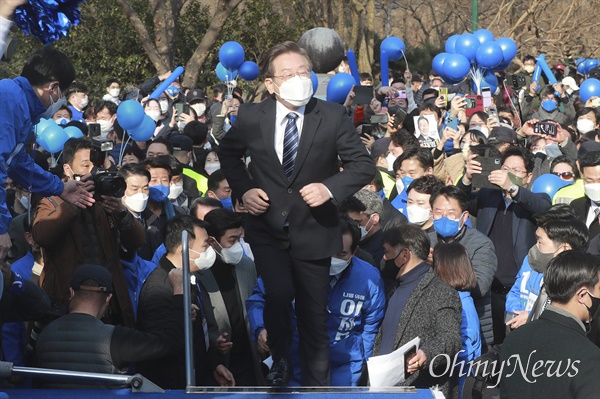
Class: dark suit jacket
457,181,551,272
218,97,376,259
570,196,600,240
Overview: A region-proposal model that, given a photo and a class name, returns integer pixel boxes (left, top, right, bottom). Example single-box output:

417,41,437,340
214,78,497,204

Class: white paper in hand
367,336,420,387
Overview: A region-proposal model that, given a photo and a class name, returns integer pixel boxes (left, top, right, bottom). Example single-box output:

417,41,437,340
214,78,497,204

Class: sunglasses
552,171,575,179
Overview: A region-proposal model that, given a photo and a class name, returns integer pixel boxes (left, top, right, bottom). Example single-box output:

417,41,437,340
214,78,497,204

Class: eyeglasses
501,165,527,176
272,69,311,81
552,171,575,179
432,210,461,220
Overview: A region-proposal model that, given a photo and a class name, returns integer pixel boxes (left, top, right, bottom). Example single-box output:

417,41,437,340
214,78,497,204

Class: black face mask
584,291,600,323
5,188,16,212
381,259,398,280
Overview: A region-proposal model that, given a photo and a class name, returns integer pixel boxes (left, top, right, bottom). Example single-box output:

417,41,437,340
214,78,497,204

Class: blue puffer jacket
505,255,544,314
246,256,386,386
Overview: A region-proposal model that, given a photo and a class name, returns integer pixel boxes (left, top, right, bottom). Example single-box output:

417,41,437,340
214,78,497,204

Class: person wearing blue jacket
0,47,94,262
246,217,386,386
432,242,481,398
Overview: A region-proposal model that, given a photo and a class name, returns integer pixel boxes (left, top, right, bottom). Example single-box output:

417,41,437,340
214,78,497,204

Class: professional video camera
91,169,126,198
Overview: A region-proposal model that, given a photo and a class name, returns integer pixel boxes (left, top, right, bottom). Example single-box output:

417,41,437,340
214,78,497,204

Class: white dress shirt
586,200,600,228
274,101,305,164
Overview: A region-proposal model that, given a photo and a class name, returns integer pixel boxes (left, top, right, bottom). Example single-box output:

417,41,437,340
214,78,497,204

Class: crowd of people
1,13,600,399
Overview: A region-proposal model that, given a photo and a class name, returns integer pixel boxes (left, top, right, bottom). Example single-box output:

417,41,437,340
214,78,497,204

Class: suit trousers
252,243,331,386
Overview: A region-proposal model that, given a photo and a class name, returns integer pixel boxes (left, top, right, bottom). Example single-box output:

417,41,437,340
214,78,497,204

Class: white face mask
19,195,30,210
109,88,120,98
191,247,216,271
406,205,431,226
585,183,600,202
386,153,397,172
359,214,374,241
191,103,206,117
274,76,313,107
98,119,114,137
577,119,596,134
146,110,161,122
168,182,184,199
124,192,149,213
330,257,351,276
41,86,65,119
524,65,535,74
566,88,574,95
79,97,89,109
205,162,220,175
395,179,404,195
159,100,169,114
177,122,186,131
217,241,244,265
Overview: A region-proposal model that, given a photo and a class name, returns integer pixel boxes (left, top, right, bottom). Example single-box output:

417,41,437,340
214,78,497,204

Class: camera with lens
92,169,126,198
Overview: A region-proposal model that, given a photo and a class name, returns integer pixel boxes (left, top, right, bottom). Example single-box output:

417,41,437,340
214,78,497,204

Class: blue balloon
40,124,69,153
129,115,156,142
380,36,405,61
117,100,144,130
326,73,355,104
238,61,260,81
455,33,480,63
531,174,572,200
472,70,498,93
64,126,83,139
311,71,319,95
218,41,245,71
579,78,600,103
583,59,599,74
473,29,495,44
445,35,459,54
432,53,449,76
493,59,513,72
442,53,471,80
576,57,586,66
216,62,238,82
578,60,588,75
475,41,504,68
495,38,517,63
35,118,56,135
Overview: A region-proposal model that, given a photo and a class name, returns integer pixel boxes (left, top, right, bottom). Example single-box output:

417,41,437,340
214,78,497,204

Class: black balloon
298,28,345,74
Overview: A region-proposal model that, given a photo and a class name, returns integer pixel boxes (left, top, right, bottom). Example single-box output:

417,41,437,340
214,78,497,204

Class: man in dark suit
570,151,600,240
500,251,600,398
459,146,551,345
218,41,375,386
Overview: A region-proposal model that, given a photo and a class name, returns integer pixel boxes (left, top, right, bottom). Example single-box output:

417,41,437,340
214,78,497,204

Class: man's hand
213,365,235,386
529,81,538,96
60,178,95,208
386,114,398,134
100,195,125,215
488,169,512,191
158,71,172,81
553,82,565,98
520,119,539,137
216,332,233,354
180,111,195,125
241,188,270,215
506,310,528,330
464,153,482,181
343,86,355,108
406,349,427,374
360,132,375,151
434,96,446,109
257,329,270,355
449,95,466,117
167,268,184,295
300,183,331,207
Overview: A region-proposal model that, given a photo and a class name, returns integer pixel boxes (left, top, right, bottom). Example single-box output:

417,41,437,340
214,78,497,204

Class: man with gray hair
340,189,385,264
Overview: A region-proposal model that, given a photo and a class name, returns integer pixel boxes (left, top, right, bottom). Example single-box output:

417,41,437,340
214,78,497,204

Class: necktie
282,112,299,179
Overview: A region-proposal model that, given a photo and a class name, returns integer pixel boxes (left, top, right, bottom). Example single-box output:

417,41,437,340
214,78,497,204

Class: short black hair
190,197,223,220
20,47,75,92
204,208,243,242
393,147,434,174
55,105,72,118
106,78,120,87
468,111,489,124
575,107,599,123
579,151,600,172
545,251,600,304
148,138,174,156
183,121,209,146
63,137,92,166
533,205,589,251
164,215,208,254
390,130,419,151
383,224,430,261
422,88,439,100
144,155,173,179
164,154,183,177
523,55,536,63
501,146,534,173
370,171,384,192
550,156,580,180
419,104,442,119
429,185,468,212
359,72,373,81
118,162,150,182
207,170,227,193
339,215,360,252
94,100,117,116
407,175,444,196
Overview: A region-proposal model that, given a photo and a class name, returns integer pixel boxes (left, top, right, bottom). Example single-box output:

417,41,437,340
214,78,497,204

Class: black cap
186,89,207,103
488,126,518,145
578,140,600,160
71,264,113,293
371,137,391,160
170,134,194,152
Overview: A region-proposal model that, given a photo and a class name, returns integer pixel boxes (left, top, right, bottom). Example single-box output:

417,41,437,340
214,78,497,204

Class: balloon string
119,135,132,166
402,51,410,71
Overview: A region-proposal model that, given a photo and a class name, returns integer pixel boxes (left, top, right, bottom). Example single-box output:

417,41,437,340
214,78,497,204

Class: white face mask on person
146,110,161,122
41,85,65,119
273,76,313,107
386,153,397,172
330,257,351,276
215,241,244,265
109,88,120,98
577,119,596,134
190,247,216,270
98,119,114,137
124,192,148,213
205,162,220,175
168,182,184,200
191,103,206,117
585,183,600,202
159,100,169,114
407,205,430,226
359,215,375,241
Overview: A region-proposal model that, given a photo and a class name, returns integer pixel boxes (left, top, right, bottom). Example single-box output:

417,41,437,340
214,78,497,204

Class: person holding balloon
218,41,375,387
522,82,575,125
0,47,96,264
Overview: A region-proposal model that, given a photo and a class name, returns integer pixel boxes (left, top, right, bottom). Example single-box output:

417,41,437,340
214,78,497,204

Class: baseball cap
561,76,579,91
554,64,565,72
370,137,391,160
186,89,207,103
488,126,518,145
71,264,113,293
170,134,194,152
